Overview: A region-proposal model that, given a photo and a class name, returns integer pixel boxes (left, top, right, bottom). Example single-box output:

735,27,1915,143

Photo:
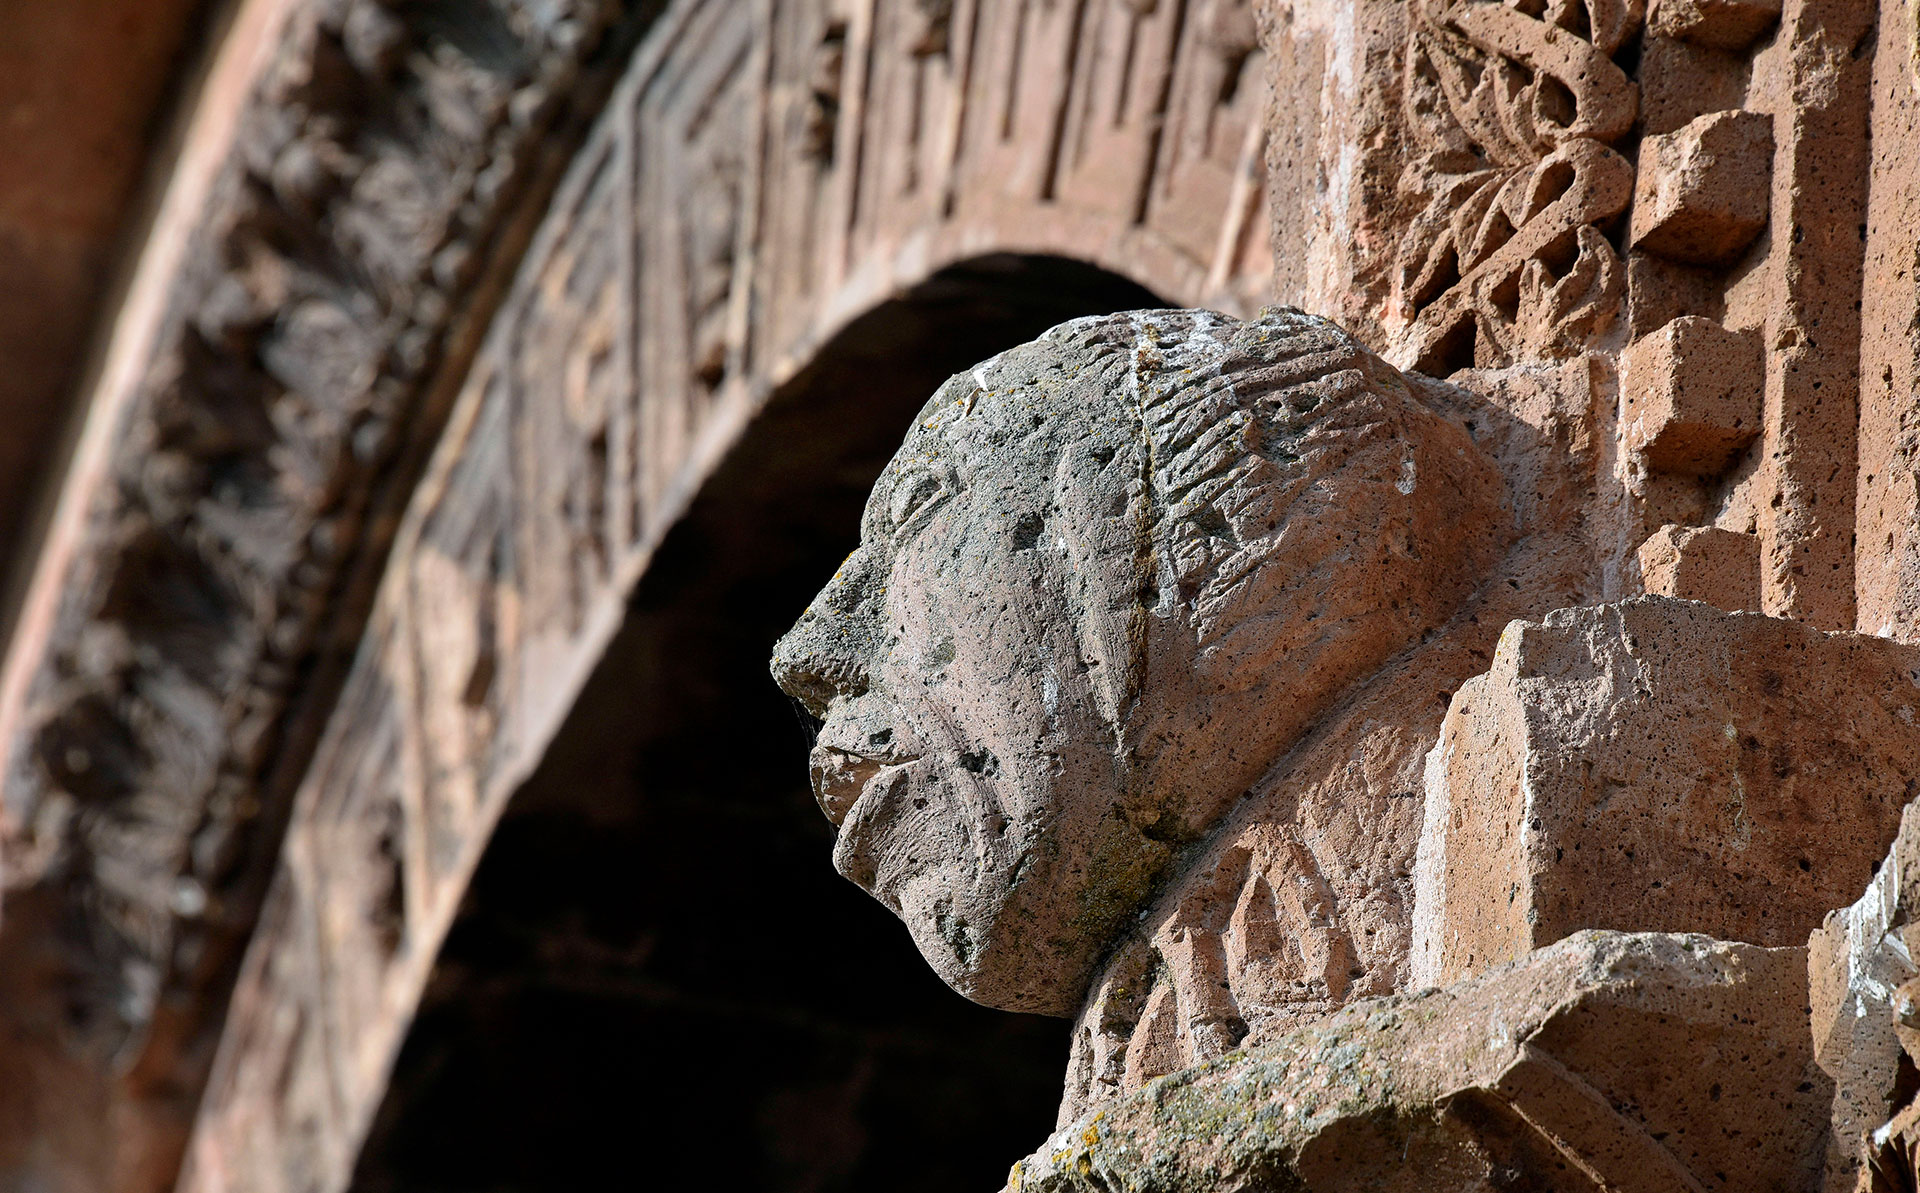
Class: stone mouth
829,760,924,897
808,745,921,828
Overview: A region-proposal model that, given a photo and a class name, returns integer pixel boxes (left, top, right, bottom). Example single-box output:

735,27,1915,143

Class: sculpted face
771,326,1144,1017
771,309,1506,1015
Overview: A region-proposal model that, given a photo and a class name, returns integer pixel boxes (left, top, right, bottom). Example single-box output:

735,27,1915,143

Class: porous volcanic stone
1638,524,1760,610
1809,800,1920,1189
1630,111,1775,266
771,308,1509,1016
1009,931,1824,1193
1415,597,1920,988
1622,316,1763,476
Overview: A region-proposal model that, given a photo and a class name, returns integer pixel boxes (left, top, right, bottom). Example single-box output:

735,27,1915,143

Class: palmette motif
1394,0,1643,370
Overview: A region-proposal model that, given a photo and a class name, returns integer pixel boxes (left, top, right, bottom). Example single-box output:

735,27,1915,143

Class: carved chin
891,877,1087,1017
832,802,1000,1002
869,860,1098,1018
828,757,932,891
829,762,997,962
828,764,1087,1015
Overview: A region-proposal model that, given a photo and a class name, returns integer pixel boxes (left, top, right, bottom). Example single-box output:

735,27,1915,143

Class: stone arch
345,253,1169,1192
0,3,1277,1187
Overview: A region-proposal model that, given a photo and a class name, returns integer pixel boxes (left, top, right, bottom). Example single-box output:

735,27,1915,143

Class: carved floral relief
1394,0,1643,370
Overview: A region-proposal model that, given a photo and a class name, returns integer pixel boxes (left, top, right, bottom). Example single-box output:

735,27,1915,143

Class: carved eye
888,470,949,531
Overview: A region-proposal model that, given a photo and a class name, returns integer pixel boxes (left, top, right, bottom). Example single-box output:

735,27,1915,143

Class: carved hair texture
771,307,1508,1017
913,307,1510,840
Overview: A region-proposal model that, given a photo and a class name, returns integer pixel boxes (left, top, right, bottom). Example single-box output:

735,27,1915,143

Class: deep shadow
347,256,1165,1193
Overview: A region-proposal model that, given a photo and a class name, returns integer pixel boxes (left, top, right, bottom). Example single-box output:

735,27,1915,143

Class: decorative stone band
0,0,639,1070
1386,0,1644,370
1434,0,1641,149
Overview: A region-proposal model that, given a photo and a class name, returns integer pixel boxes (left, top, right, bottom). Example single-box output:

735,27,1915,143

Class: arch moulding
0,1,1276,1190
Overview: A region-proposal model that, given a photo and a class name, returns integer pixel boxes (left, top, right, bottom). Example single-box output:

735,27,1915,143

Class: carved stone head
770,308,1506,1015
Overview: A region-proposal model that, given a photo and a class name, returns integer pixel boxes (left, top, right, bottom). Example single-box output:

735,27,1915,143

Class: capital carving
771,293,1914,1188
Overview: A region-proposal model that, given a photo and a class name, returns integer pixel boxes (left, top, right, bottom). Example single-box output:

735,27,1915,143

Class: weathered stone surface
0,0,638,1061
757,305,1617,1136
1053,352,1609,1124
1010,931,1825,1193
1623,316,1764,475
0,0,209,577
1415,597,1920,989
1629,111,1774,267
1385,0,1640,372
1745,0,1871,629
1854,0,1920,643
0,0,646,1189
159,4,1289,1187
1807,802,1920,1192
771,307,1509,1016
4,0,1913,1181
1638,524,1760,610
1649,0,1785,49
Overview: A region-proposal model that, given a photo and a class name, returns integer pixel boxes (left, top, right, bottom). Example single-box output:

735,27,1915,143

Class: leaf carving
1393,0,1643,369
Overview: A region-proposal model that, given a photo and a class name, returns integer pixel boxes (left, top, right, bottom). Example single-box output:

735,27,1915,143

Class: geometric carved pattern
0,0,634,1084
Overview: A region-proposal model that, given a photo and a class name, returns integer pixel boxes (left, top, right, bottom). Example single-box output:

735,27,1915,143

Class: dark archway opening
347,256,1165,1193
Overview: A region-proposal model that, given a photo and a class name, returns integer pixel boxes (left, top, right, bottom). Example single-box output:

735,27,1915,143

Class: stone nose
769,547,889,719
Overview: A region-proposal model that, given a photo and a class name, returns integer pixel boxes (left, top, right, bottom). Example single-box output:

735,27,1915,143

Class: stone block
1016,931,1826,1193
1622,316,1763,474
1638,524,1759,610
1630,111,1774,266
1413,597,1920,989
1649,0,1785,49
1637,36,1754,137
